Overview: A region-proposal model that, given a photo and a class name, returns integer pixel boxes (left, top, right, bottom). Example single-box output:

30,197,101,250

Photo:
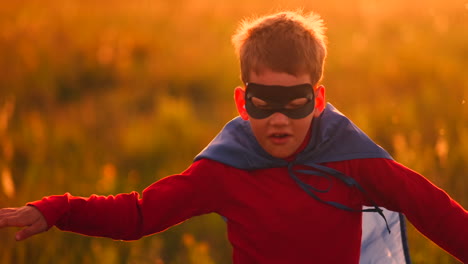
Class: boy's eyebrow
245,82,314,93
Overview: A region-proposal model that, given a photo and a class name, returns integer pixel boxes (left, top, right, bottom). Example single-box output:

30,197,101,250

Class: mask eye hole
251,97,271,110
285,98,309,110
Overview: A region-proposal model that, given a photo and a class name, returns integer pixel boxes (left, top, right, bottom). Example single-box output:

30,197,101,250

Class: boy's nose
269,112,290,126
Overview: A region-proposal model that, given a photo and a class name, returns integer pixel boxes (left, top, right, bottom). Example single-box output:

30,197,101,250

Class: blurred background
0,0,466,263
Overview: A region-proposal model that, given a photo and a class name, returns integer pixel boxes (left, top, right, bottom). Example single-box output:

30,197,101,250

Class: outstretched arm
1,159,226,241
0,206,48,241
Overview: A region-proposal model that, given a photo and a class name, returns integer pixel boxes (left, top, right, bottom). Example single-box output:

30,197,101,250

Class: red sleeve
352,158,468,263
28,159,227,241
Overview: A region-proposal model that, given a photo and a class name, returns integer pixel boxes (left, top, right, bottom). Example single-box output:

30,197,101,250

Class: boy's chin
266,148,295,159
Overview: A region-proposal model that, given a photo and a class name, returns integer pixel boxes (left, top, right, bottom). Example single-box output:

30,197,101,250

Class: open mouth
269,133,291,144
270,133,290,139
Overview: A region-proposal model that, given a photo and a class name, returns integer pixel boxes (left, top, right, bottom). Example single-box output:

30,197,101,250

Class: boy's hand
0,206,47,241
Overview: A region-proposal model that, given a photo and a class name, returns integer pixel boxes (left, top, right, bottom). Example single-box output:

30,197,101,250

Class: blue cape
195,103,411,264
195,103,392,167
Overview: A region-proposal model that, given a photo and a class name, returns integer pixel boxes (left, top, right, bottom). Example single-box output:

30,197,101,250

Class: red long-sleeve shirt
30,158,468,263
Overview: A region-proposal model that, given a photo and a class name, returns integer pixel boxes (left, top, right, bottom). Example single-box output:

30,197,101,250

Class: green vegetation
0,0,466,263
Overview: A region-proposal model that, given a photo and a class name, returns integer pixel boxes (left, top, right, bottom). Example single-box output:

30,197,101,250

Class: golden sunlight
0,98,15,134
97,163,117,193
1,167,15,199
435,129,449,167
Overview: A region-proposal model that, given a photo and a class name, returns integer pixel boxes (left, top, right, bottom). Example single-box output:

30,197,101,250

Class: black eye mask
245,82,315,119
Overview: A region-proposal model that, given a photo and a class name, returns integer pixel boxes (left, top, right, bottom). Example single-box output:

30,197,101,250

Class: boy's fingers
15,221,47,241
0,212,30,227
0,208,24,228
0,209,15,225
0,215,17,228
0,206,48,241
15,206,48,241
0,208,16,214
0,206,47,241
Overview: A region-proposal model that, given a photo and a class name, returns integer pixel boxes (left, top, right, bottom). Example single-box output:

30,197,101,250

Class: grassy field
0,0,467,263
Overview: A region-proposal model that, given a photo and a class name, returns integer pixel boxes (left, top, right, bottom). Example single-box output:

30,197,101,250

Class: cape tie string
287,162,391,234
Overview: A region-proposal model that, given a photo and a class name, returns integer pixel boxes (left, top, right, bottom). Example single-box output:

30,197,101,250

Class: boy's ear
314,85,326,117
234,87,249,120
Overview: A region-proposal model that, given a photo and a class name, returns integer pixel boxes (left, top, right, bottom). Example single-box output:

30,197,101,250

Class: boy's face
234,69,326,158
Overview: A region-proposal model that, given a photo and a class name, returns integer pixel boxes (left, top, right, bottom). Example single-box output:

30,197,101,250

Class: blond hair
232,10,327,86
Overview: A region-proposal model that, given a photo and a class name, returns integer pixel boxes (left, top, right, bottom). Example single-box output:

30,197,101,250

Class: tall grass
0,0,466,263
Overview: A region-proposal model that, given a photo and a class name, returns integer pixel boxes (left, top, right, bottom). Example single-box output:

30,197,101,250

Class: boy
0,10,467,264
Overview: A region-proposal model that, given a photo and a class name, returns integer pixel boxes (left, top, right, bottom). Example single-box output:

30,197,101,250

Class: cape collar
194,103,392,169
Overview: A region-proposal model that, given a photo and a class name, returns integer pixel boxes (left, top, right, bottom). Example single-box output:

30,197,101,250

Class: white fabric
360,207,409,264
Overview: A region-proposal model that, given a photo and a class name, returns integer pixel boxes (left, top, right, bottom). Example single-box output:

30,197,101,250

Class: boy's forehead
248,68,312,87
